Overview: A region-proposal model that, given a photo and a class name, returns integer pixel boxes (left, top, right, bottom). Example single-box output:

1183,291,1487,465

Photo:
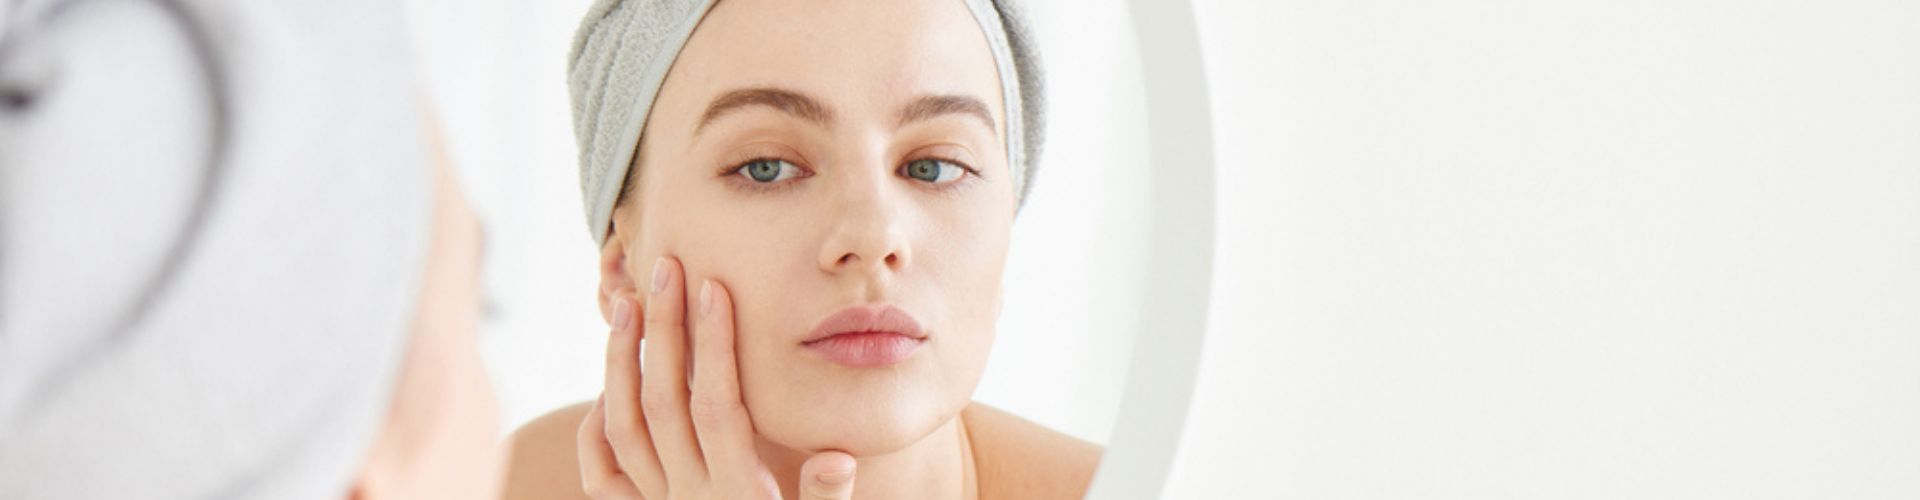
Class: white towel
0,1,430,498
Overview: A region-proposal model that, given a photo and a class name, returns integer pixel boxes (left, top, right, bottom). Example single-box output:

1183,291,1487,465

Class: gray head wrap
569,0,1045,245
0,1,429,498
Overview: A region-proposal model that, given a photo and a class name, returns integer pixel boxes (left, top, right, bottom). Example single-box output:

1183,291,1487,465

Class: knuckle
602,420,637,446
688,392,742,424
638,388,680,419
644,304,680,328
576,411,596,436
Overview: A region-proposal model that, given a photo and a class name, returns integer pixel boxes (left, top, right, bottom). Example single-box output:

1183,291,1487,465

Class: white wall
975,1,1150,446
1155,1,1920,498
404,0,1149,445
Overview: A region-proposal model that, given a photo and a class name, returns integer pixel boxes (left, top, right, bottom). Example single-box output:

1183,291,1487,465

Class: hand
577,256,858,499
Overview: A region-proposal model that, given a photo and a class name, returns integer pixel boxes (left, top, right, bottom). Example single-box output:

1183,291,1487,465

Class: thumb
798,451,857,500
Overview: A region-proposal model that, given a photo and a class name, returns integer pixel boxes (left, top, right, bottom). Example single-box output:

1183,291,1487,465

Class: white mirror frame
1084,1,1215,499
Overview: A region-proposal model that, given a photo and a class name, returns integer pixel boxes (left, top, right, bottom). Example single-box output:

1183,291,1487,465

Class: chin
777,409,940,457
744,369,971,457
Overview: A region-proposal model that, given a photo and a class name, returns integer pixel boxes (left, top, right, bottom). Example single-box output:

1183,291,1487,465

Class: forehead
657,0,1006,129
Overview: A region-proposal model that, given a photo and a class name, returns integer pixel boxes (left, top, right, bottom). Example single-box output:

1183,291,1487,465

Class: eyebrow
696,87,833,135
897,94,997,132
693,87,997,136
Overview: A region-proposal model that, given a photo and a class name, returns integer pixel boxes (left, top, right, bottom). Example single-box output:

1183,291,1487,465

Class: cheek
654,216,819,344
922,214,1013,351
928,203,1013,290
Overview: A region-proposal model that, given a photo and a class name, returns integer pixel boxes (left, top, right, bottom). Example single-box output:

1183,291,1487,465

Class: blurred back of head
0,1,498,498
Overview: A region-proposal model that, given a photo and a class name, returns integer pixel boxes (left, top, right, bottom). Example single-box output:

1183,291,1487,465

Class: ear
597,230,636,327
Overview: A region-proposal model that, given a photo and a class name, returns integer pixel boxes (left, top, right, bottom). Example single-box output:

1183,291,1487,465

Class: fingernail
698,280,713,319
817,469,853,486
612,298,633,332
650,257,668,294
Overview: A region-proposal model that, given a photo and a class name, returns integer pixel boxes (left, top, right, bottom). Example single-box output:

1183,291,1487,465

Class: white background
1157,1,1920,498
404,0,1149,445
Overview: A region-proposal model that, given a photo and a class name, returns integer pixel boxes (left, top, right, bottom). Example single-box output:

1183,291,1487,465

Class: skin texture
350,114,504,500
504,0,1100,498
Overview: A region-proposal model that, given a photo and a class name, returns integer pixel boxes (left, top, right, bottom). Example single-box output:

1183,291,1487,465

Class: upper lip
803,305,927,343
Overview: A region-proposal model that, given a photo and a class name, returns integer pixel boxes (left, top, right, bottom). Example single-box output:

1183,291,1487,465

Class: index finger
599,296,666,494
639,256,706,484
687,279,760,483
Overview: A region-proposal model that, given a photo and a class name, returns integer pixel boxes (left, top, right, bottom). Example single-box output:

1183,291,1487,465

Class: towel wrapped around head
568,0,1047,245
0,1,430,498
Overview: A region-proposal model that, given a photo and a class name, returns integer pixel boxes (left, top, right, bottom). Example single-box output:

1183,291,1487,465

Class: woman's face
598,0,1015,457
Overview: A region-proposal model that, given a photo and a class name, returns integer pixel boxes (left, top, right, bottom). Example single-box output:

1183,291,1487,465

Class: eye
900,158,968,184
734,158,802,183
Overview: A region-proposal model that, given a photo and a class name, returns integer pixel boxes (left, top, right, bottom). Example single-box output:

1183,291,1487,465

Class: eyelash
719,157,811,194
901,157,982,195
717,155,982,194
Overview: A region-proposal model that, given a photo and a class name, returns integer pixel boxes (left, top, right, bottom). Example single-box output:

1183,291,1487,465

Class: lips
802,305,927,368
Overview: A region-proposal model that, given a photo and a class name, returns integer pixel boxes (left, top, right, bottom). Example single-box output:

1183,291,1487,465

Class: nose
817,175,912,277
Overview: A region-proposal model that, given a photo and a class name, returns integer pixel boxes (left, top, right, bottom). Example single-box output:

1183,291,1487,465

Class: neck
755,415,977,500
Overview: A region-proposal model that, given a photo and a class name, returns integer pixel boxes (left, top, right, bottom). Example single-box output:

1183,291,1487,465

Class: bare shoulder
962,402,1105,500
500,400,1102,499
499,400,594,500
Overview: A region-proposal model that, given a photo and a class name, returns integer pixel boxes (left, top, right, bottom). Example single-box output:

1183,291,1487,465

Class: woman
503,0,1099,498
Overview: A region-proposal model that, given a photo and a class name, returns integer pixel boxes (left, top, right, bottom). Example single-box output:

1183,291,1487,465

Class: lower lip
803,332,925,368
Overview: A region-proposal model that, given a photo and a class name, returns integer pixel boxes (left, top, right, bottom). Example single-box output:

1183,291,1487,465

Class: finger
798,451,858,500
640,256,707,484
687,279,760,482
600,295,668,495
575,396,643,499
